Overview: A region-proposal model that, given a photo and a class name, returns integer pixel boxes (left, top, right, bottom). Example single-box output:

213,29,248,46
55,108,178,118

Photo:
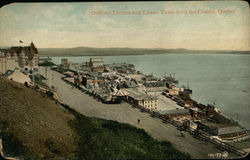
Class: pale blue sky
0,1,249,50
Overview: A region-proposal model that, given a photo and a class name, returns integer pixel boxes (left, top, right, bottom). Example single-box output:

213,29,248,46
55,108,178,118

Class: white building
7,69,31,84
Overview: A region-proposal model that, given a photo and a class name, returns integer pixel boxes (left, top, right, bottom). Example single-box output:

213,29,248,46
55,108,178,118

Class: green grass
0,121,43,160
69,110,191,160
29,75,48,88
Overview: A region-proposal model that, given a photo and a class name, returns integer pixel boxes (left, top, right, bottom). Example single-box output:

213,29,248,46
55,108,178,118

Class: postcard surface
0,1,249,160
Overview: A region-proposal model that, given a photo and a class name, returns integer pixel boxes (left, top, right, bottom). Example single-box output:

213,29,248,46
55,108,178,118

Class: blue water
51,53,250,129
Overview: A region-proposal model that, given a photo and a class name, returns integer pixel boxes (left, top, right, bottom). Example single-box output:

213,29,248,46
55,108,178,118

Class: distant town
0,42,249,159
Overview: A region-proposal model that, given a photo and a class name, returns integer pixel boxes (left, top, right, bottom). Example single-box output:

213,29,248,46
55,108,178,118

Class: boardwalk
39,67,239,159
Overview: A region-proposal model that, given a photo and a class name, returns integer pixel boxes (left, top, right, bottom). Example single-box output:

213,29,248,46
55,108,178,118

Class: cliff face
0,77,77,159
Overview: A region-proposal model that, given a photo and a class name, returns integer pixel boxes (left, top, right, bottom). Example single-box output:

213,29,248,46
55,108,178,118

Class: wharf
38,66,246,159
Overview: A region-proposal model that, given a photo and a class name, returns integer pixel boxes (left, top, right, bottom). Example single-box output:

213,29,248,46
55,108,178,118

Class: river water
51,53,250,129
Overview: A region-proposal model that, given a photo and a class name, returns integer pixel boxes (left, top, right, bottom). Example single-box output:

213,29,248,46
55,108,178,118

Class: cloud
0,2,249,50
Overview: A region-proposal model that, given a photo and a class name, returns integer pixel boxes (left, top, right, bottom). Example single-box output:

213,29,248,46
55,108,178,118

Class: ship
162,72,178,84
183,82,192,94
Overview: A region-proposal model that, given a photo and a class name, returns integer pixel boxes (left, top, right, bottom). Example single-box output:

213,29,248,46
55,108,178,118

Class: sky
0,1,249,50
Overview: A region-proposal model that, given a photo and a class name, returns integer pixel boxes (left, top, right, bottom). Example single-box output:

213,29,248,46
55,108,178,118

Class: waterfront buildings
90,58,104,67
38,57,52,64
161,109,191,119
124,88,158,110
165,88,180,96
90,58,104,72
197,119,248,141
144,81,166,92
61,59,69,69
56,56,249,143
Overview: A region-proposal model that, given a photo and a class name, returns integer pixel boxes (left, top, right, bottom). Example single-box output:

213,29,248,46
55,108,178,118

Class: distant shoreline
39,51,250,57
1,46,249,57
36,47,250,57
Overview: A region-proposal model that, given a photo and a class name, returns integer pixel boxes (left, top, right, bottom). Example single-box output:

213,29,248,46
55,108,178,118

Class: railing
129,102,248,158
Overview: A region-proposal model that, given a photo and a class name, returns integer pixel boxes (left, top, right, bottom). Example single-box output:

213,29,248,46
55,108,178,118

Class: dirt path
39,67,238,159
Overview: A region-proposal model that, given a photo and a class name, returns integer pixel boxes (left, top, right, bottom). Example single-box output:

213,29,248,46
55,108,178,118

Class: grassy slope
0,77,190,159
0,77,77,159
70,112,190,159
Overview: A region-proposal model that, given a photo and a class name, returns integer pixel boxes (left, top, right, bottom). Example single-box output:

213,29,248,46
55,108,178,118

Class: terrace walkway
39,67,240,159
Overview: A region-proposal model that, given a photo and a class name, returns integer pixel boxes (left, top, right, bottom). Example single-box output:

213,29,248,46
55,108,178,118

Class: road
39,67,238,159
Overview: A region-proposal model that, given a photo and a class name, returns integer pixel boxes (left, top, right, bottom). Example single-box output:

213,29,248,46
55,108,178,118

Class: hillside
0,77,77,159
38,47,169,56
0,77,190,159
38,47,250,56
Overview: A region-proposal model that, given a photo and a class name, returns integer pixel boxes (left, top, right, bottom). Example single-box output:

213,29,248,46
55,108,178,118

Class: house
69,62,80,70
124,88,158,110
61,58,69,69
90,58,104,68
165,88,179,95
82,75,104,88
161,109,191,118
111,89,129,98
124,80,138,88
91,67,104,72
143,74,158,83
7,69,31,84
38,57,52,64
196,119,248,141
143,81,166,92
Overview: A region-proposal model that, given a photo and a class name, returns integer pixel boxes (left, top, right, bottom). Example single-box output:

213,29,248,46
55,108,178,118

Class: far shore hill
0,46,249,56
36,47,250,56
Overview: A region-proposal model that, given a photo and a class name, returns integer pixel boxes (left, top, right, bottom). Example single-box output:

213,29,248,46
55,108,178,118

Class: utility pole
45,66,48,85
48,70,51,88
32,68,35,85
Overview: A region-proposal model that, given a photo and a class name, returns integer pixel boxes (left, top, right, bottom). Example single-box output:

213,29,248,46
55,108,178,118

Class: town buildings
61,58,69,69
196,119,248,141
0,42,39,74
57,56,249,143
90,58,104,72
38,57,52,64
144,81,166,92
124,88,158,111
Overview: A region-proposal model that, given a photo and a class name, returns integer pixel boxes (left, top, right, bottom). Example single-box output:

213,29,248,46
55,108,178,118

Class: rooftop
124,88,157,101
144,81,166,87
90,58,103,62
199,119,234,128
159,108,190,115
3,42,38,60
